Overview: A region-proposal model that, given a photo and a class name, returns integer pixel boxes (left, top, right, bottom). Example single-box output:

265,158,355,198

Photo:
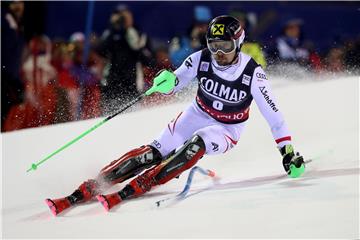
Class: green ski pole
27,93,145,172
27,71,176,173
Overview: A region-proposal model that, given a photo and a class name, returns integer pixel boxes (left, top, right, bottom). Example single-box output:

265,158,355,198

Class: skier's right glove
279,145,305,178
145,69,177,96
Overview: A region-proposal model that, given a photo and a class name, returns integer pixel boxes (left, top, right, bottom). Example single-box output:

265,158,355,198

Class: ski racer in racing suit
46,15,305,215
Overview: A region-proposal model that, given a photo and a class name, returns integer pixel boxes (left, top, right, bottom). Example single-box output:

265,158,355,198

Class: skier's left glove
145,69,177,96
279,145,305,178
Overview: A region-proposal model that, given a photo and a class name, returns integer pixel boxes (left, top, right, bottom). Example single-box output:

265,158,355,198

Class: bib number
212,100,223,111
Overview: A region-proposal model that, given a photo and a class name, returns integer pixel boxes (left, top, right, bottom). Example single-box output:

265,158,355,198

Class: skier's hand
145,69,177,96
279,145,305,178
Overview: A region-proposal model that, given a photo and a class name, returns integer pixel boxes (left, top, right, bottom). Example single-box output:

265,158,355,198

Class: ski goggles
207,40,236,54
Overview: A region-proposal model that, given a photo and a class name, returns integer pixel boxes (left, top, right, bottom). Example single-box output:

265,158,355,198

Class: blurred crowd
2,2,360,132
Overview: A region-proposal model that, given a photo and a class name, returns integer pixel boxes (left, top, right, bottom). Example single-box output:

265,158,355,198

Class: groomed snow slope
2,76,359,238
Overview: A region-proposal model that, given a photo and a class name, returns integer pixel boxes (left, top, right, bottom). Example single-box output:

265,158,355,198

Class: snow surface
2,75,359,239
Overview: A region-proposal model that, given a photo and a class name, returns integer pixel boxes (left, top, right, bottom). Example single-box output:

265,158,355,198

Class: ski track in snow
2,75,359,238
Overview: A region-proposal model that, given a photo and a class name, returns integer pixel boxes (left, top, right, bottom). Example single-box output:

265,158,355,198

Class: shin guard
126,135,206,197
99,145,162,184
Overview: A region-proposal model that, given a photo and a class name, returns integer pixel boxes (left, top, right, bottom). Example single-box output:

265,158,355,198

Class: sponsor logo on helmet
212,24,225,35
229,23,241,36
233,28,243,40
200,77,247,103
233,26,241,35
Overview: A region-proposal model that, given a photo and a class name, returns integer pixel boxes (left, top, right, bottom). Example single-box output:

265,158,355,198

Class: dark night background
22,1,360,53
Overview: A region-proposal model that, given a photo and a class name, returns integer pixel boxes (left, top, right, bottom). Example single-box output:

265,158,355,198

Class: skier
46,15,305,216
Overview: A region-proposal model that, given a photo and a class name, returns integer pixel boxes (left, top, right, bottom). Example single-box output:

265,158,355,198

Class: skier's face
213,51,236,66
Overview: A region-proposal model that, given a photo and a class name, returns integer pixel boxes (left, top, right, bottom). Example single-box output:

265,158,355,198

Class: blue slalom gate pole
155,166,216,207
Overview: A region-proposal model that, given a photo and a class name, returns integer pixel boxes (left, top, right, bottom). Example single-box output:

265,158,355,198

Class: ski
45,160,311,216
94,166,217,212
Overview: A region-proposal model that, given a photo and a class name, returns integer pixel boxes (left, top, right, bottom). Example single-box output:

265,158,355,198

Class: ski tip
96,195,110,211
45,199,58,216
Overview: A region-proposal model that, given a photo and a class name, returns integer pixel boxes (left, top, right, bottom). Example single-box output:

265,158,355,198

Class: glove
145,69,177,96
279,145,305,178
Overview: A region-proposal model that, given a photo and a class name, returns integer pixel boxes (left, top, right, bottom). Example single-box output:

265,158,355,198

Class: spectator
51,39,79,121
344,36,360,71
96,4,148,113
143,46,174,86
142,46,175,107
1,1,25,131
81,33,104,119
304,40,323,72
4,35,58,131
325,47,345,72
274,18,309,65
68,32,102,120
169,5,212,67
